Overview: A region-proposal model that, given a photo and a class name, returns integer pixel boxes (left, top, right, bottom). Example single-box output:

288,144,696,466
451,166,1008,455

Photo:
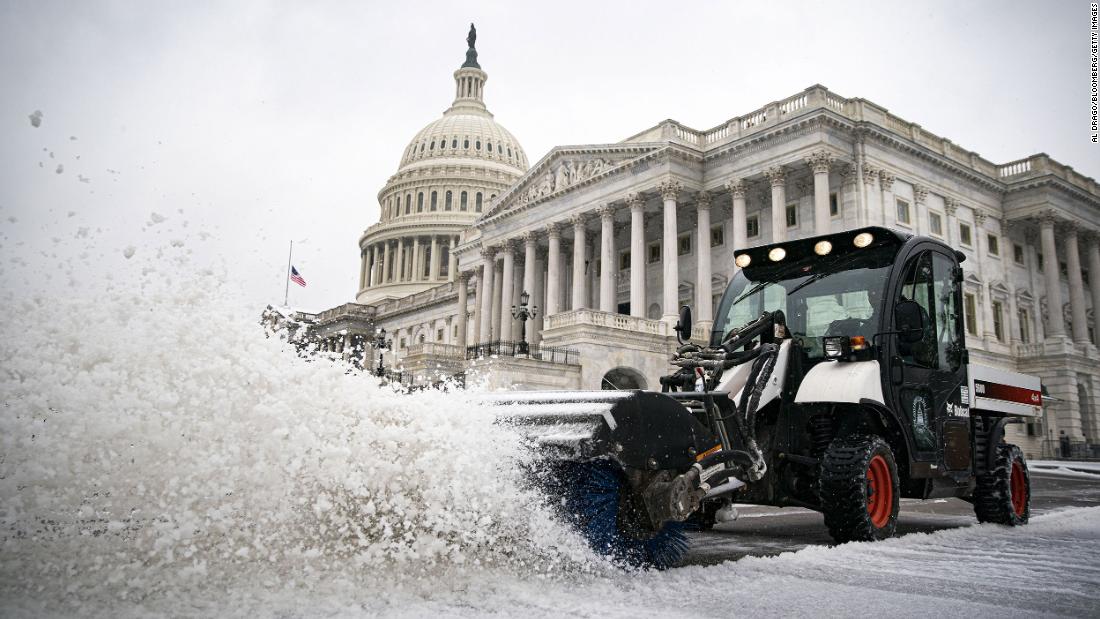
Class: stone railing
314,303,376,325
998,158,1032,178
371,281,461,315
404,342,465,359
1014,342,1045,358
545,308,671,336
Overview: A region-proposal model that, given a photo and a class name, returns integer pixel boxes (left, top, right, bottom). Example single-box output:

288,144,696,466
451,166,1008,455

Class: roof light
814,240,833,256
735,254,752,268
768,247,786,262
853,232,874,248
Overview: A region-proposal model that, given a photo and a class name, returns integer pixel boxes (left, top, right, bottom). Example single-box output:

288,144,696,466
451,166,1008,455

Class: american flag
290,266,307,287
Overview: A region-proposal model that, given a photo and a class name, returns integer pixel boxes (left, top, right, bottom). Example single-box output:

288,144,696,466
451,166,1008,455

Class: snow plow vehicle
486,226,1042,568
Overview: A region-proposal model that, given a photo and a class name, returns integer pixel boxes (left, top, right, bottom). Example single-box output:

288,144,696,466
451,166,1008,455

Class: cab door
888,249,970,472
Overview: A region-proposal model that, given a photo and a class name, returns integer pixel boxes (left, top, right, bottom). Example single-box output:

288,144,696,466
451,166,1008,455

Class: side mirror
895,300,924,344
674,305,693,344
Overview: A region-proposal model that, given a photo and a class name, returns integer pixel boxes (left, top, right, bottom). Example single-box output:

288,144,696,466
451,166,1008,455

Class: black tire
973,443,1030,525
819,434,900,543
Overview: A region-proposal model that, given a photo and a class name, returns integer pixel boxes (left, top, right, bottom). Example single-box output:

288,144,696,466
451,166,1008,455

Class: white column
880,171,896,229
449,235,459,282
473,266,483,345
944,199,959,247
499,241,515,341
659,179,682,324
571,214,589,310
456,272,469,349
532,254,545,343
974,210,996,341
546,223,562,316
1065,224,1089,343
766,166,787,242
396,238,406,282
913,186,929,235
1088,234,1100,345
478,248,495,342
429,236,441,281
523,232,537,301
862,165,881,227
381,241,391,283
598,204,616,312
365,248,374,290
809,150,832,235
628,194,646,317
695,191,713,328
1039,214,1066,338
726,179,748,255
513,258,524,338
491,260,503,340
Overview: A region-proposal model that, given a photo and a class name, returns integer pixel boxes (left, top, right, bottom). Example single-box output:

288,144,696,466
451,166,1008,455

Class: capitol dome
355,25,528,306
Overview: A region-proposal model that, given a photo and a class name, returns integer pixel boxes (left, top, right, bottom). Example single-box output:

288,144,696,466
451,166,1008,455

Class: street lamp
373,327,392,377
510,290,538,355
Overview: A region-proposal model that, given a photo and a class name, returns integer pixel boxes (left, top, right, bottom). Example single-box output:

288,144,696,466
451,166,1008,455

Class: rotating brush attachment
552,459,689,570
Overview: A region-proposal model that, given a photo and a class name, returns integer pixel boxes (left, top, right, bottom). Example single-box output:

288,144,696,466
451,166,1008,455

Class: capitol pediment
482,145,661,219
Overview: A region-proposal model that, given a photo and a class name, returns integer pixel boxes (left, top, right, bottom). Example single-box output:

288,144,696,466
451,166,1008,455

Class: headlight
853,232,874,248
814,240,833,256
768,247,786,262
735,254,751,268
823,336,847,359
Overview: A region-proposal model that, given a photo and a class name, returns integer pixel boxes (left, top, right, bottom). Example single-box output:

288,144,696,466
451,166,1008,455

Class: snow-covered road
8,506,1095,617
369,506,1100,618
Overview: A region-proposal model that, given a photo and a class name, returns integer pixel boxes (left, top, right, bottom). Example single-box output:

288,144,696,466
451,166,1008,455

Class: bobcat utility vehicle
486,226,1041,568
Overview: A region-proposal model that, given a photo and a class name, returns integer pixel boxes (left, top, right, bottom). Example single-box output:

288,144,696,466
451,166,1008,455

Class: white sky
1,0,1095,311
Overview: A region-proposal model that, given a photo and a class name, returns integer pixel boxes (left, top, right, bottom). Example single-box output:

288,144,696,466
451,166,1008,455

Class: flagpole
283,240,293,307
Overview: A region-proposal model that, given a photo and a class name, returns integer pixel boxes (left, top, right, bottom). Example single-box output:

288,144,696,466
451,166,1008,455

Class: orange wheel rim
866,454,893,528
1010,460,1027,517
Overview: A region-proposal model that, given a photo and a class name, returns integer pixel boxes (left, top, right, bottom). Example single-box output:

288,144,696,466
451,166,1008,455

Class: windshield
711,245,899,358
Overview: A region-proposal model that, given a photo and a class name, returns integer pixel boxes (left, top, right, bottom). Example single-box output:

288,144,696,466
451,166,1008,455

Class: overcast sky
1,0,1095,311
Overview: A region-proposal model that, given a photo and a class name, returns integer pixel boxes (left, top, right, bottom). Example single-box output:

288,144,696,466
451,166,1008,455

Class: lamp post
373,327,392,377
510,290,538,355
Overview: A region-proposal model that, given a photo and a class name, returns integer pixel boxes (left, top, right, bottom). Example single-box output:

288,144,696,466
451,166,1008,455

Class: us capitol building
294,26,1100,460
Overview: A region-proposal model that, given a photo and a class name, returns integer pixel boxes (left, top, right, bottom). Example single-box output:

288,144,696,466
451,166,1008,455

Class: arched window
419,143,424,153
487,141,492,153
405,193,412,215
463,138,470,149
445,190,453,211
475,192,483,212
395,195,401,217
460,191,468,211
497,144,502,154
507,147,512,158
417,192,424,212
490,193,496,201
452,139,457,149
430,191,438,211
429,140,435,150
475,140,481,151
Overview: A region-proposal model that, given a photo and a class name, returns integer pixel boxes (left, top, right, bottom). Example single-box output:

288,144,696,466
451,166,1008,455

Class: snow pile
1028,460,1100,479
0,238,596,616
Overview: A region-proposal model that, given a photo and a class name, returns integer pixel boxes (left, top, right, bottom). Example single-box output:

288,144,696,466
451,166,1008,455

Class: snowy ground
1029,460,1100,479
6,506,1096,618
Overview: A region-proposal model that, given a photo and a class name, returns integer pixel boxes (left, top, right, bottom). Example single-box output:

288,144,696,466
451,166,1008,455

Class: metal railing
465,340,579,365
1041,439,1100,461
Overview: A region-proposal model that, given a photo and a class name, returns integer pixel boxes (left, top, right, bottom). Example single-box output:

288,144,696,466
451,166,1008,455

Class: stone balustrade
545,308,671,336
314,303,376,325
404,342,465,359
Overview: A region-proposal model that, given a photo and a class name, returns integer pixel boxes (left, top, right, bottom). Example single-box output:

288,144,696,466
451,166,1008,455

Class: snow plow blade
481,390,721,471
